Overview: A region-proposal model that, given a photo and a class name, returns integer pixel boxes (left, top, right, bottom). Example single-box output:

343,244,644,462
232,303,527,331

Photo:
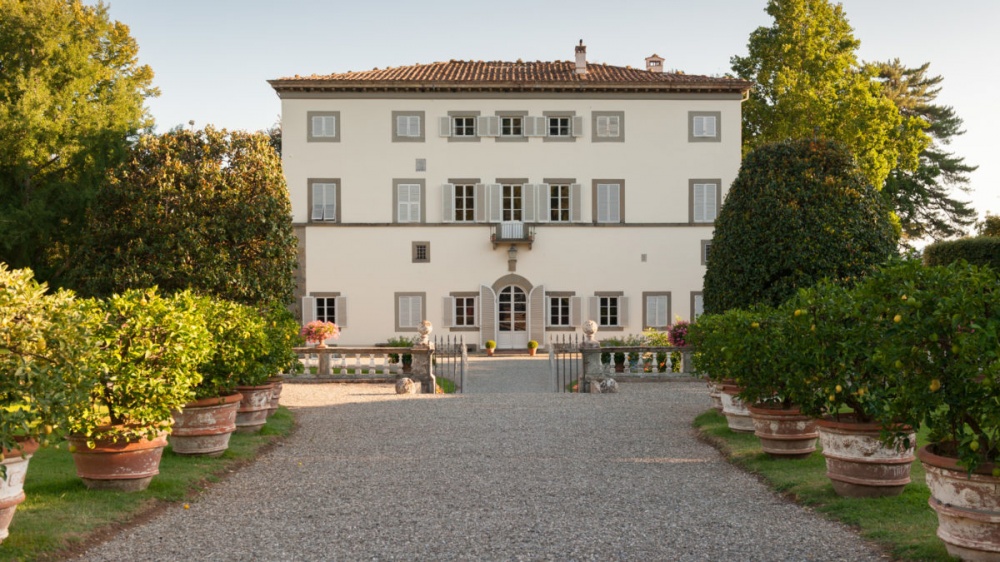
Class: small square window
453,117,476,137
393,111,425,142
307,111,340,142
412,241,430,263
689,111,721,142
501,116,522,136
548,116,570,137
592,111,625,143
701,240,713,265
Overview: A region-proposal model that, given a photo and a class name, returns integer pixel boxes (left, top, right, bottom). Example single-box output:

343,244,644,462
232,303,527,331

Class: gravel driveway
75,377,886,561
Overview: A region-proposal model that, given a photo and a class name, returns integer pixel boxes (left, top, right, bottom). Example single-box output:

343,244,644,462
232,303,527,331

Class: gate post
580,320,603,393
411,320,437,393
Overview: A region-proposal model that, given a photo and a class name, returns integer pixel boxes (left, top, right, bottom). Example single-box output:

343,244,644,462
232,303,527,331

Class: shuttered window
396,115,421,137
311,115,336,137
397,184,421,222
693,115,717,138
596,183,622,223
596,115,620,137
689,111,721,142
692,182,718,223
396,294,424,331
311,182,337,222
644,294,670,329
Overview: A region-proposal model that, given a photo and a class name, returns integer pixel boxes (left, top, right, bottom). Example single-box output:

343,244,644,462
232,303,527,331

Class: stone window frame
394,292,426,332
450,291,479,332
546,290,576,332
496,110,529,143
412,241,430,263
595,290,625,332
392,111,425,142
307,111,340,142
448,110,481,143
393,178,426,224
688,111,721,143
543,110,577,143
308,178,341,223
592,179,625,224
592,111,625,143
449,178,479,223
642,291,672,330
311,291,341,325
701,240,712,266
689,179,720,224
543,178,577,223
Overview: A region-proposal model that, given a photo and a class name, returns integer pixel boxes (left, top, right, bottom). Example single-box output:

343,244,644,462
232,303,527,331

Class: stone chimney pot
575,40,587,75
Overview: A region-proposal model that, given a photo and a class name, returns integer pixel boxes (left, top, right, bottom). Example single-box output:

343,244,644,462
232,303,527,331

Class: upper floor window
502,183,523,222
501,116,522,137
548,116,571,137
307,111,340,142
689,111,721,142
309,179,339,222
440,112,482,142
593,180,624,224
392,111,424,142
549,184,571,222
454,184,475,222
394,179,425,223
454,117,476,137
542,112,583,142
412,241,430,263
690,180,719,223
592,111,624,142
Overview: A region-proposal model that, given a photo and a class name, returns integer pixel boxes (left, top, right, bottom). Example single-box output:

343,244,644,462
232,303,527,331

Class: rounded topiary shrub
703,138,898,314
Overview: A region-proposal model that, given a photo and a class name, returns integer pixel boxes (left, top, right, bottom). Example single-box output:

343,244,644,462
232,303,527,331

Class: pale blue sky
93,0,999,223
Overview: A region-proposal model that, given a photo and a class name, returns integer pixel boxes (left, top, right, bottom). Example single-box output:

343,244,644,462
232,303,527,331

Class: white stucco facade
271,55,749,348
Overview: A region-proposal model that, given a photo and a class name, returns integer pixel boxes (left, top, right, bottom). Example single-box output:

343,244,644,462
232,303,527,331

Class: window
502,183,523,222
502,116,522,136
307,111,340,142
546,292,579,330
454,184,475,222
593,180,624,224
316,297,336,323
689,111,721,142
643,292,671,330
691,292,704,320
309,179,339,222
440,112,481,142
599,296,621,328
394,179,425,223
543,112,582,142
454,296,476,326
592,111,624,142
302,293,346,328
550,184,571,222
444,292,478,330
412,241,430,263
550,296,571,327
690,180,720,223
701,240,712,265
454,117,475,136
395,293,426,332
392,111,424,142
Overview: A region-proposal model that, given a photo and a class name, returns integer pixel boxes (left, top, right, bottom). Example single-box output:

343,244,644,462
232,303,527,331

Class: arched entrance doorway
497,285,528,349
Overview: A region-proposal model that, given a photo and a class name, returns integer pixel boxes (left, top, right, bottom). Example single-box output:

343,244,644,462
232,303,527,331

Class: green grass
1,408,294,562
693,410,953,561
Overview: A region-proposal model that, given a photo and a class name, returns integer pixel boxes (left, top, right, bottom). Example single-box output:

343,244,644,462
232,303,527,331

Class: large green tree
703,138,898,314
68,127,298,307
0,0,157,283
878,60,977,244
731,0,927,189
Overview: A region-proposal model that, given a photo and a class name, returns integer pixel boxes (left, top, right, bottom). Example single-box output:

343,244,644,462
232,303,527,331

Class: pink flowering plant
300,320,340,344
667,319,691,347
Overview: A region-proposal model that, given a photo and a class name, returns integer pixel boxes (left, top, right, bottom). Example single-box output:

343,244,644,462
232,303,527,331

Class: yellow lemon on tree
894,360,904,369
829,394,836,402
857,388,866,397
835,385,842,393
893,314,902,323
930,379,942,392
794,309,803,317
970,440,980,452
952,344,960,354
750,322,760,329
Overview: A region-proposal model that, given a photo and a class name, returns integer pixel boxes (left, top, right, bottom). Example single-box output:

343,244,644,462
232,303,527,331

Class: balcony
491,221,535,249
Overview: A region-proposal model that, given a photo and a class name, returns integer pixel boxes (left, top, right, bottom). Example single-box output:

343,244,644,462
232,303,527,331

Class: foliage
600,337,628,364
258,302,305,377
703,138,898,314
484,340,497,349
980,214,1000,237
878,60,977,244
923,237,1000,271
68,288,213,445
0,264,95,454
67,127,298,307
300,320,340,344
731,0,927,189
667,320,691,347
385,335,416,364
0,0,157,285
194,298,268,399
527,340,539,349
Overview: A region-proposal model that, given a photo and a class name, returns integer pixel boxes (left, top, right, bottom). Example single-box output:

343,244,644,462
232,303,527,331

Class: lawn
1,408,294,562
693,409,952,561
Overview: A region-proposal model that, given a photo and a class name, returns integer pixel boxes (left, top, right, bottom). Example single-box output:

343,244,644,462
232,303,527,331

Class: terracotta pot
708,382,723,412
266,376,284,417
718,384,754,433
528,348,537,357
919,444,1000,561
170,393,243,456
234,384,275,433
1,439,39,544
817,417,915,498
747,405,818,459
486,348,495,357
67,430,168,492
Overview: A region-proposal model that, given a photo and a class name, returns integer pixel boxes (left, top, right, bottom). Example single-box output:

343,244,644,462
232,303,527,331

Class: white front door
497,285,528,349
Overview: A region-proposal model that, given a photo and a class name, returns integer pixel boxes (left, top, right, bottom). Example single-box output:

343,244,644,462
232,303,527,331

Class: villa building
269,42,751,349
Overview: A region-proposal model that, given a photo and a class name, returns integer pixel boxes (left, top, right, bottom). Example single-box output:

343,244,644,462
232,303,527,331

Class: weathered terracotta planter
718,383,754,433
67,430,168,492
817,417,915,498
1,439,39,544
919,444,1000,561
170,393,242,456
266,377,284,418
708,382,723,412
235,384,275,433
747,405,818,459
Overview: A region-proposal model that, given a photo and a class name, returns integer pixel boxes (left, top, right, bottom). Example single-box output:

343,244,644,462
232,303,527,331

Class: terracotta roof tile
269,60,750,94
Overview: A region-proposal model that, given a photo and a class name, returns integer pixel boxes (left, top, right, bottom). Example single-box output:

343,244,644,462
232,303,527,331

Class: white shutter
704,116,717,137
311,184,324,221
475,183,487,222
646,297,657,328
397,185,409,222
522,184,536,222
441,183,455,223
570,183,582,222
588,297,598,324
693,184,706,222
442,296,454,328
301,296,316,325
572,115,584,137
523,116,536,137
439,116,452,137
324,184,336,221
536,183,550,223
694,294,704,319
335,296,347,328
398,297,409,328
411,296,423,327
597,184,620,223
619,297,630,327
609,185,620,223
596,116,609,137
570,296,582,327
525,116,546,137
608,116,620,137
706,184,718,221
396,115,407,137
488,183,502,223
477,115,499,137
647,296,668,328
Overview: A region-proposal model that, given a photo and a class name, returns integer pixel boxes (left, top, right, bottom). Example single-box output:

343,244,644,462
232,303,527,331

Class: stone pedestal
410,344,436,393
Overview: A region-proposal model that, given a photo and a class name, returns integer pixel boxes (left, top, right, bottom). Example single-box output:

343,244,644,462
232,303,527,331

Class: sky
91,0,999,225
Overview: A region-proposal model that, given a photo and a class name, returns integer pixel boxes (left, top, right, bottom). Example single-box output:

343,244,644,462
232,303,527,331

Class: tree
878,60,977,244
980,214,1000,238
731,0,927,189
68,127,298,307
0,0,157,284
703,138,898,314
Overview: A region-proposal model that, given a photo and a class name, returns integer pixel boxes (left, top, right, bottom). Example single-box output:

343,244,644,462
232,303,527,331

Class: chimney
645,54,664,73
575,40,587,75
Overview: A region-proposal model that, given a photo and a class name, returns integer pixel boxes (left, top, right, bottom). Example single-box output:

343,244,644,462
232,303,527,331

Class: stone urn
817,416,915,498
234,383,276,433
68,429,168,492
1,439,39,543
170,393,243,456
747,404,819,459
718,383,754,433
